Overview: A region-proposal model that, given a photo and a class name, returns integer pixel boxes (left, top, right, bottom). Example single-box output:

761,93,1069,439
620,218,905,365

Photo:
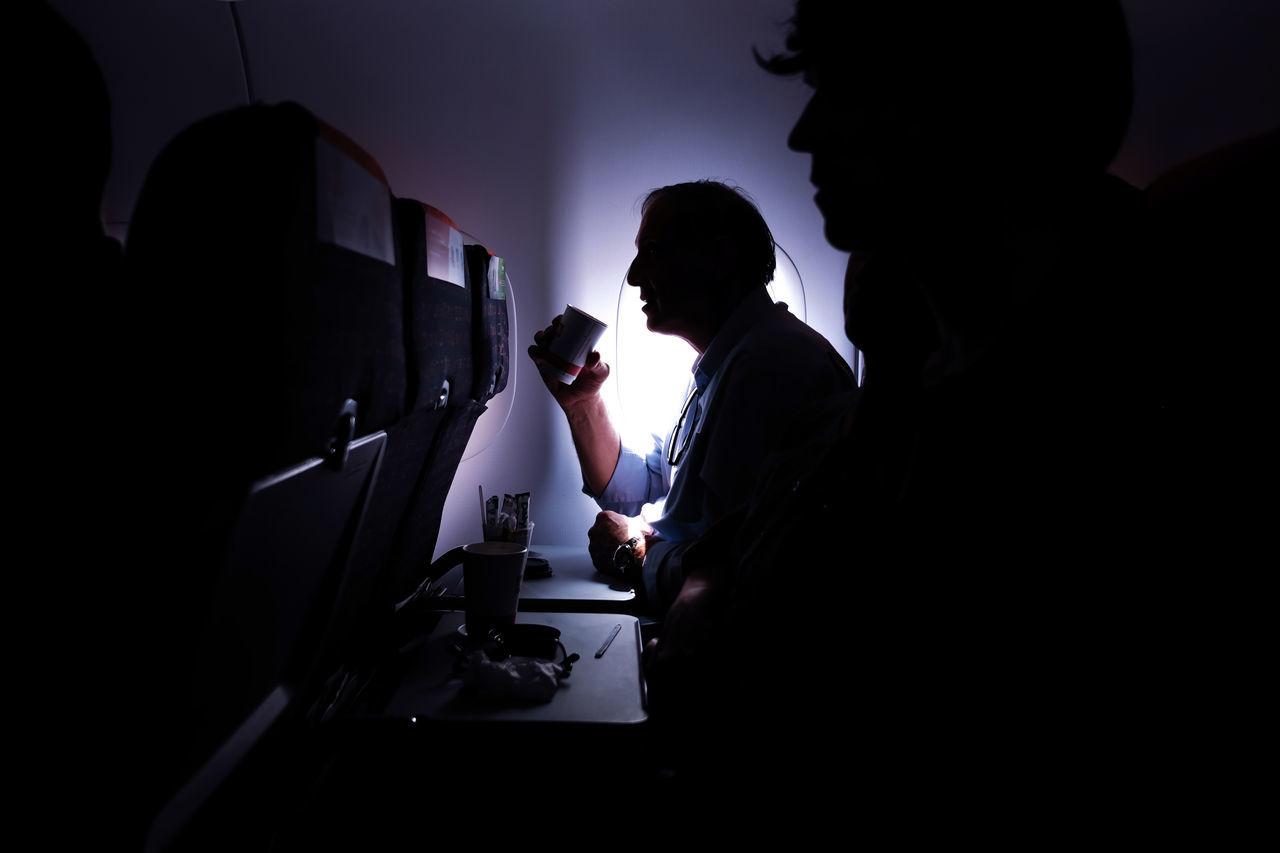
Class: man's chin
823,220,861,253
822,213,884,254
816,189,893,253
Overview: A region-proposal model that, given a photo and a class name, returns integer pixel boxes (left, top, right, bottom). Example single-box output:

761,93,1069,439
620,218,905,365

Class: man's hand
528,315,623,496
642,569,718,680
587,510,650,574
528,315,611,410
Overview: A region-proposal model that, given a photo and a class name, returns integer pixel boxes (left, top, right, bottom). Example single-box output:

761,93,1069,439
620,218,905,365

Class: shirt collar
691,287,776,391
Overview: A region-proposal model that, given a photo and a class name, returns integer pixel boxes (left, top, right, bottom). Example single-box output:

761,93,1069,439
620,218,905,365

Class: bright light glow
612,269,697,452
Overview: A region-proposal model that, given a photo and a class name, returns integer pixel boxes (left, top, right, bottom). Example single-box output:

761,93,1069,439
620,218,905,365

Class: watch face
613,543,631,571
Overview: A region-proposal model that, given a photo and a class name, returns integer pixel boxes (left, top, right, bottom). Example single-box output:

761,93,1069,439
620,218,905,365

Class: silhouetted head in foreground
757,1,1135,370
758,0,1133,255
20,0,113,243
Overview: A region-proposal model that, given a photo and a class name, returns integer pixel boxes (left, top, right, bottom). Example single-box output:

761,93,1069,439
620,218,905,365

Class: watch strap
613,536,640,579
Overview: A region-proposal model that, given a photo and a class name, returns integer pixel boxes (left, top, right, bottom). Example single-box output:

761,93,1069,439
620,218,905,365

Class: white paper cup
462,541,527,639
541,304,608,385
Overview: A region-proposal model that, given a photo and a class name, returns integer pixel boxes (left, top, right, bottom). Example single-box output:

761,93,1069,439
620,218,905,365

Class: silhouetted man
529,179,855,618
643,2,1207,835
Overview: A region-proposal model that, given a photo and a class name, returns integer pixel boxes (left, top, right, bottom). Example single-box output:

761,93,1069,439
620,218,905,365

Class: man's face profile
626,197,719,346
788,59,922,255
783,5,949,255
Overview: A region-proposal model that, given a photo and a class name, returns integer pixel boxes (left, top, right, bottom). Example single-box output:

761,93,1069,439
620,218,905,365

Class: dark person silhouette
639,1,1224,836
14,1,154,849
1142,124,1279,563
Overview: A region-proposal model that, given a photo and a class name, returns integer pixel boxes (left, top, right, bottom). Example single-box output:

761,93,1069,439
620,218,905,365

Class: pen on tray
595,623,622,658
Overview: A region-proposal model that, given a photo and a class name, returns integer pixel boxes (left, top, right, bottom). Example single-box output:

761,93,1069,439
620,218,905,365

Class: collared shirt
589,287,857,614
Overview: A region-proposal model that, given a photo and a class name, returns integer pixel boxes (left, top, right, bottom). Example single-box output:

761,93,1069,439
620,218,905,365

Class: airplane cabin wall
47,0,1280,558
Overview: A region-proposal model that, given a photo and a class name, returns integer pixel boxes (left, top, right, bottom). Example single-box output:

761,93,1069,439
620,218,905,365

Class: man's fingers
533,315,565,348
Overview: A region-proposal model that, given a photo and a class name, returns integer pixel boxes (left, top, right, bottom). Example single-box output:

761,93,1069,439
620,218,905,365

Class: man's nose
626,257,642,286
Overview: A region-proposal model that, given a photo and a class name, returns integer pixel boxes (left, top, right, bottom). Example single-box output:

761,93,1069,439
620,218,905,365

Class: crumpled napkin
459,650,572,702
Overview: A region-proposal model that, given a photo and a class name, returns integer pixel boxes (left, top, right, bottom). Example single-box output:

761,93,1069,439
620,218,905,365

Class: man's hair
755,1,1134,176
640,179,777,291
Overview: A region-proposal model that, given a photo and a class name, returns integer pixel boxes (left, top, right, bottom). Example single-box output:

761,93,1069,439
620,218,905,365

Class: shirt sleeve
583,433,673,517
639,503,755,616
636,537,689,616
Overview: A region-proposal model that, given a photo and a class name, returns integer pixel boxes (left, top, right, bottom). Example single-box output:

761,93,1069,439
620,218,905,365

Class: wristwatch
612,536,642,580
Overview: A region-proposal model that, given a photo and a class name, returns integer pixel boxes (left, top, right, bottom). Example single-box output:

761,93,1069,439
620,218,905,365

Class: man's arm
528,316,620,495
634,538,691,616
587,509,653,573
588,517,687,618
560,380,621,496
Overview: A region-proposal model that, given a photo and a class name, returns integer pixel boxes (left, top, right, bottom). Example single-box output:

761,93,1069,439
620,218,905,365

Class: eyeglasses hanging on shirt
667,382,703,468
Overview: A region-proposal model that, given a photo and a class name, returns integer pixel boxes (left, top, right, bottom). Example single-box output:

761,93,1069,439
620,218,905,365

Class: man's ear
711,234,743,289
714,233,738,266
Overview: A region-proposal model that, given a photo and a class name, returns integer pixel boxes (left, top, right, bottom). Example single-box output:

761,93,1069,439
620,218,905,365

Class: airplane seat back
312,199,483,683
347,209,515,618
1142,126,1279,412
125,100,405,472
122,100,409,845
370,202,485,609
300,205,514,750
1141,125,1279,508
122,96,514,801
1132,125,1279,823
